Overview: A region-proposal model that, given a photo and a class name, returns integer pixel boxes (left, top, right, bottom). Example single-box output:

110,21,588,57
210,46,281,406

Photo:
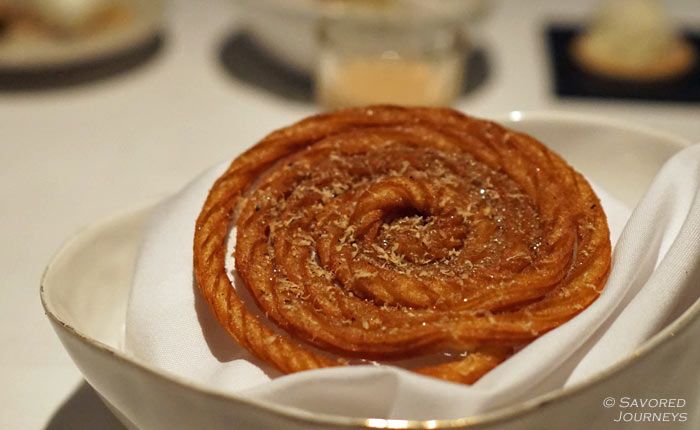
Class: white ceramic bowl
231,0,486,73
0,0,165,69
42,112,699,429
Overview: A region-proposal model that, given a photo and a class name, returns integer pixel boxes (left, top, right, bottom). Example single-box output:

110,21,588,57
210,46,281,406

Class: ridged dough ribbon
194,106,611,384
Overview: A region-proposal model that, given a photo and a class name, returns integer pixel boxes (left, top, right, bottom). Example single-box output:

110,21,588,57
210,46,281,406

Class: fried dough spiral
193,106,611,384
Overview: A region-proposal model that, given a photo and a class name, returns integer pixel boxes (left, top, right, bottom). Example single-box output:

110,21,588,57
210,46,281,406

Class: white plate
41,112,700,429
0,0,164,69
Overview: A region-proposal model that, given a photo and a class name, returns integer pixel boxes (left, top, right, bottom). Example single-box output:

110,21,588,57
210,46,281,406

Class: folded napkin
125,143,700,420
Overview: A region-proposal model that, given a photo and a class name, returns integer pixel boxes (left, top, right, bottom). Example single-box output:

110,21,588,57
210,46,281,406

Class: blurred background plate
0,0,165,69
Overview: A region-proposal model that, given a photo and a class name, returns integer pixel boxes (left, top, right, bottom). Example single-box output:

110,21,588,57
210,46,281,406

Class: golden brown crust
193,106,612,384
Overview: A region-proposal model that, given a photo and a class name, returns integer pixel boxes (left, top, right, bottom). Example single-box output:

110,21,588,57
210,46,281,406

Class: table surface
2,0,699,428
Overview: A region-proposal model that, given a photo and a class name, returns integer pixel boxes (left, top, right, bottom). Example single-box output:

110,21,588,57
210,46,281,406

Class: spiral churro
193,106,611,384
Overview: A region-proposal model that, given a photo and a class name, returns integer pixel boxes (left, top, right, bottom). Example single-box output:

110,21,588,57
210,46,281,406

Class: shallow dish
42,112,699,429
0,0,164,69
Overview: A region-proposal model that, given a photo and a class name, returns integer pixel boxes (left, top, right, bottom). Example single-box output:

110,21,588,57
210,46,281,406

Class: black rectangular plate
546,25,700,103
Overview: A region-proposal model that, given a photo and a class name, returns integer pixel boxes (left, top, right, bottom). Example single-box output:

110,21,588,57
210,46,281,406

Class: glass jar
315,1,471,109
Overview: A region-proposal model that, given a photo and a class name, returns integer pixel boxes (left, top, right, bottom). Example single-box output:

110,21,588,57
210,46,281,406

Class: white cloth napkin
125,144,700,420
